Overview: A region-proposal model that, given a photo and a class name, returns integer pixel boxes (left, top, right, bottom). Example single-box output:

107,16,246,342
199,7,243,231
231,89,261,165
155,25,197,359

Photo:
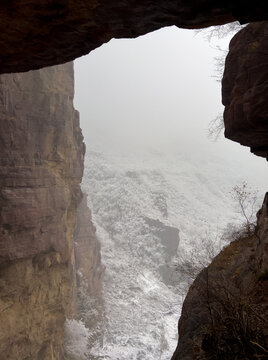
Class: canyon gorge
0,1,267,359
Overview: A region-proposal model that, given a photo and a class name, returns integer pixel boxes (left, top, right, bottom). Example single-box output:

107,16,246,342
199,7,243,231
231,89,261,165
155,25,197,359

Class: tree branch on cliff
207,114,224,141
174,182,260,298
195,21,245,42
196,22,245,140
231,182,259,236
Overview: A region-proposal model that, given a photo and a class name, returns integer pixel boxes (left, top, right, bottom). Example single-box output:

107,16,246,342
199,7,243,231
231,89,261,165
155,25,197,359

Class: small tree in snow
174,182,260,298
231,182,259,236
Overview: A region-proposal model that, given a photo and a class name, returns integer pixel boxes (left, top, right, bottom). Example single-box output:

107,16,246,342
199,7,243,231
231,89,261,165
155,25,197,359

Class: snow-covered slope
78,142,267,360
68,25,267,360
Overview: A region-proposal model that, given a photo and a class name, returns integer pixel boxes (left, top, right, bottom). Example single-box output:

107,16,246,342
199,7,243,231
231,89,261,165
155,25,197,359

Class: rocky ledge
172,193,268,359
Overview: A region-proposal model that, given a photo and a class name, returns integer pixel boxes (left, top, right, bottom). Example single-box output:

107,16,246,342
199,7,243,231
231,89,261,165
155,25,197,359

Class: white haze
70,26,268,360
75,25,266,173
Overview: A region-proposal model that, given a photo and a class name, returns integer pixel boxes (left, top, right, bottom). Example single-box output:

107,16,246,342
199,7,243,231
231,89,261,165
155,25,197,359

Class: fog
69,26,268,359
74,25,267,188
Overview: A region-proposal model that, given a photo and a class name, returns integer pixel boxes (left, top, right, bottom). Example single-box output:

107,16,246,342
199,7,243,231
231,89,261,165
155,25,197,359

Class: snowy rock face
82,151,183,359
74,193,105,298
80,145,267,360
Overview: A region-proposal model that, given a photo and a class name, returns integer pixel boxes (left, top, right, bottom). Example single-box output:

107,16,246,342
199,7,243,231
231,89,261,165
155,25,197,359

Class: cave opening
64,26,268,359
0,1,268,356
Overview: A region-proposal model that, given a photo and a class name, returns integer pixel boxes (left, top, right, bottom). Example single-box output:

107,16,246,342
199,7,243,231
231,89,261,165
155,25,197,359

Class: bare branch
207,114,224,141
230,182,259,236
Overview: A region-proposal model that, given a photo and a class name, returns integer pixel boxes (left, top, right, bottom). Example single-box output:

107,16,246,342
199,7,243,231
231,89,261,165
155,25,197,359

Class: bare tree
195,21,245,42
196,21,245,140
173,229,226,296
231,182,259,236
207,113,224,141
173,182,260,298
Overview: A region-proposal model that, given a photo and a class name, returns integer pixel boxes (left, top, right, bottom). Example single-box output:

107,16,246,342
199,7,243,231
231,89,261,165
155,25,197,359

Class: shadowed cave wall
1,0,268,74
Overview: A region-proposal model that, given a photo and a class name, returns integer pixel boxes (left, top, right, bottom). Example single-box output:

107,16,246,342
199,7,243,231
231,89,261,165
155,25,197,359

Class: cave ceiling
0,0,267,158
0,0,268,74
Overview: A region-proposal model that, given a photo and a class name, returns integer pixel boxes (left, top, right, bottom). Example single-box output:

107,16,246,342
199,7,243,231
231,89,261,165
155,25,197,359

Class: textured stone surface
0,254,70,360
0,63,84,359
66,193,105,356
1,1,268,74
0,63,84,264
172,194,268,359
74,193,104,297
222,22,268,159
256,193,268,276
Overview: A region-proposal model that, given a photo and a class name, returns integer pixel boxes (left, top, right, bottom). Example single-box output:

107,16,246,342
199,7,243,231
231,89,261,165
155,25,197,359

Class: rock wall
74,193,105,298
0,64,85,359
1,1,268,74
172,194,268,359
70,193,105,355
222,22,268,159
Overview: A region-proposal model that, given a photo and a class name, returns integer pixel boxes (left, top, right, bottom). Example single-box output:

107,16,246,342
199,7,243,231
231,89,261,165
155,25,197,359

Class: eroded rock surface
1,1,268,74
0,63,84,359
74,193,105,297
172,194,268,359
223,22,268,159
70,193,105,354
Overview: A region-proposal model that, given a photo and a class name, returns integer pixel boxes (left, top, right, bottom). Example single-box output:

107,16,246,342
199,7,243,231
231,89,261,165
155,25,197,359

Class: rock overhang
1,1,268,158
0,0,268,74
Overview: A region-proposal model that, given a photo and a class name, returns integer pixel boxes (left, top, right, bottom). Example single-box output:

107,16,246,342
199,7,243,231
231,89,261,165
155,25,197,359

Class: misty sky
74,27,223,151
74,26,267,185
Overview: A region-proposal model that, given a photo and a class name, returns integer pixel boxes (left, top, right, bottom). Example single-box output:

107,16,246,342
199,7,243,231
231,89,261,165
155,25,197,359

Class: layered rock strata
222,22,268,159
0,63,85,359
172,194,268,359
1,1,268,74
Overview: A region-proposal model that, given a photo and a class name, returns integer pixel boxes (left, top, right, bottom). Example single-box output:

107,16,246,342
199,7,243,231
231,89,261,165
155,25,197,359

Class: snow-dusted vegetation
66,144,266,360
65,25,268,360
